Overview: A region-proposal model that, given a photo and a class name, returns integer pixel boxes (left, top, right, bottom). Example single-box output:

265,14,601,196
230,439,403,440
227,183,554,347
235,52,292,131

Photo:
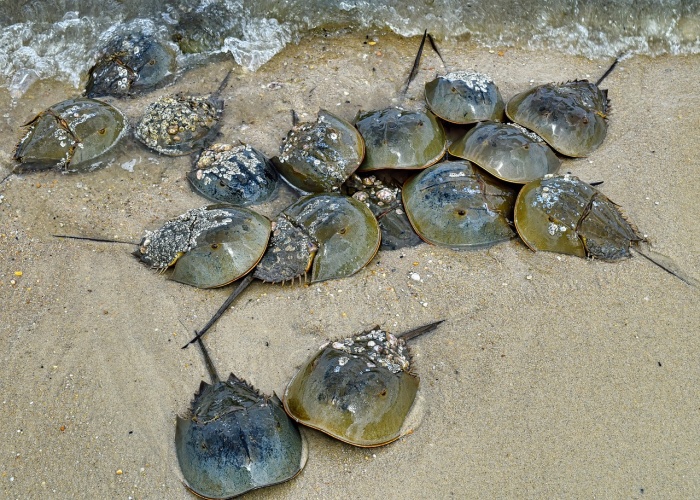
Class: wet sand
1,32,699,498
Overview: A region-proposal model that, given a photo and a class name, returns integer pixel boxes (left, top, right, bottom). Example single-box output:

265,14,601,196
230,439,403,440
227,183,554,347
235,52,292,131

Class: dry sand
1,32,699,499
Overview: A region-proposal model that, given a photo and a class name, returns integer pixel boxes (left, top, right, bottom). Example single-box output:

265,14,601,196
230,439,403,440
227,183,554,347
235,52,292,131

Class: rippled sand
1,32,699,498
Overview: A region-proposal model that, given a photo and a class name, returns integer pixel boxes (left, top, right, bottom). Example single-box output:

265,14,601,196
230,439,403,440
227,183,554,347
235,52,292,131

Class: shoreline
1,32,699,498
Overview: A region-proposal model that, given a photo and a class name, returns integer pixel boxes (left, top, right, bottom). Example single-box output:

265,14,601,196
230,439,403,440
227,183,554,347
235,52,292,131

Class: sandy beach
1,31,699,498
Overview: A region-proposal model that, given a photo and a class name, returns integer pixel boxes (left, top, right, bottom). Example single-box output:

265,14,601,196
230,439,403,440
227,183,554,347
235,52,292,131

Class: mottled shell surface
13,98,127,172
135,204,271,288
172,5,230,54
506,80,609,157
273,109,365,193
85,33,176,98
282,193,380,283
283,327,419,447
253,215,317,283
514,174,643,261
355,108,446,172
449,121,560,184
425,71,505,124
187,143,279,206
176,374,307,499
402,160,517,249
135,93,223,156
345,174,422,250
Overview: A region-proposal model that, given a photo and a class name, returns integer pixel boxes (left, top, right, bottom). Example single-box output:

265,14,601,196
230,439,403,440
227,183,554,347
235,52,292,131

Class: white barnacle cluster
280,118,346,184
444,70,494,94
331,328,410,374
509,123,544,142
138,206,233,268
136,95,218,151
533,185,560,210
195,144,256,183
350,175,398,207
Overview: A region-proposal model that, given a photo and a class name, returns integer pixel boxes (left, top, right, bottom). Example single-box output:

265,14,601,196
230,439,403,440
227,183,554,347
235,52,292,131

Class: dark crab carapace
13,97,128,173
273,109,365,193
187,143,279,206
283,321,443,447
134,70,230,157
278,193,381,283
514,174,642,260
85,33,176,98
176,338,307,499
402,160,517,249
355,107,446,172
505,80,609,157
134,204,271,288
424,71,505,125
448,121,560,184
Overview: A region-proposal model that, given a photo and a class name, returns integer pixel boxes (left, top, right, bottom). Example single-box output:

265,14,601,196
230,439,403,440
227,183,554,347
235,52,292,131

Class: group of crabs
11,31,695,498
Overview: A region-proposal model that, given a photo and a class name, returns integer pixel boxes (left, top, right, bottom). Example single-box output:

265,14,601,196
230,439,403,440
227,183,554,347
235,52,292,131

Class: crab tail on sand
401,29,429,96
182,273,255,349
397,319,445,342
633,243,700,287
596,56,620,86
52,234,138,245
195,337,221,384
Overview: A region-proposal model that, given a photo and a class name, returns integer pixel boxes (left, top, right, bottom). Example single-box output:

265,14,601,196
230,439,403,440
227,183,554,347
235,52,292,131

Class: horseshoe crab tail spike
633,243,699,288
397,319,445,342
596,57,619,86
53,234,138,245
427,33,447,72
181,273,255,349
195,337,220,384
401,29,428,96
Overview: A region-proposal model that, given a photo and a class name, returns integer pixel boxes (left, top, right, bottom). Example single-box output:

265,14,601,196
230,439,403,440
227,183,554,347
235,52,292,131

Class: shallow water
1,0,698,96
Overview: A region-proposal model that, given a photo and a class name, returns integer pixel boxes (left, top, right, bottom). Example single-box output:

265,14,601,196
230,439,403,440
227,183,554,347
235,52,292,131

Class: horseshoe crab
505,60,617,157
272,109,365,193
187,143,279,206
355,107,446,172
425,71,505,124
448,121,560,184
134,72,230,156
134,204,271,288
85,33,176,98
514,174,642,260
13,97,128,173
176,339,307,499
402,160,517,249
283,321,443,447
514,173,699,285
